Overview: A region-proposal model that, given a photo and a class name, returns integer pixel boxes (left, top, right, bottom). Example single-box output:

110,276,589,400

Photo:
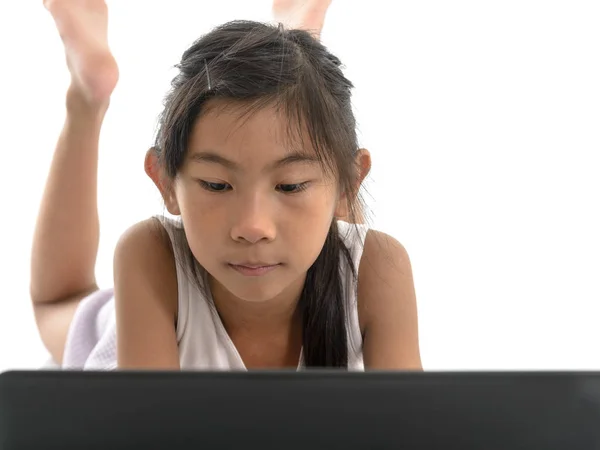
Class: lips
231,262,277,268
228,263,281,277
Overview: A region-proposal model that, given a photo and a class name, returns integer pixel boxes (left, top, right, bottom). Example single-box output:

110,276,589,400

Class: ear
335,149,372,222
144,148,181,216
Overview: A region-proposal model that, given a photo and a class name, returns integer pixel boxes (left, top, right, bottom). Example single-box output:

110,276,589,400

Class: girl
32,0,421,370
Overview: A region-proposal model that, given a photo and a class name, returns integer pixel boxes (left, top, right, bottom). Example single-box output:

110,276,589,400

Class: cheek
302,181,338,221
178,213,224,276
276,188,336,245
175,181,225,254
175,177,229,219
279,187,338,259
283,221,331,273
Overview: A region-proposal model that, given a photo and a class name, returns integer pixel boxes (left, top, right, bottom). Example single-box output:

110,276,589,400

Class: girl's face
169,101,347,303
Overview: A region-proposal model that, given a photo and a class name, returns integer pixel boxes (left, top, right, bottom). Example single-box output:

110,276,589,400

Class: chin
225,280,288,304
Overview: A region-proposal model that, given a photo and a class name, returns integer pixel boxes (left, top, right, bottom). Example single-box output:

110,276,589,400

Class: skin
32,0,422,370
272,0,333,39
135,101,421,370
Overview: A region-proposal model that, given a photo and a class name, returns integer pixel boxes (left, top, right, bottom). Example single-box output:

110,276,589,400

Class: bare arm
358,231,422,370
113,219,180,369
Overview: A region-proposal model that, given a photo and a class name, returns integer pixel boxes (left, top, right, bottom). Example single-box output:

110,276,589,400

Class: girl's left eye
276,182,309,194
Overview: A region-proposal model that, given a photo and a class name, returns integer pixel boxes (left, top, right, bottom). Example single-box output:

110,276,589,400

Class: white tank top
61,218,369,371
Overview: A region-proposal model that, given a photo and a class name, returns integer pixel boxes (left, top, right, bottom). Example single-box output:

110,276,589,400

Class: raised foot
44,0,119,105
272,0,333,39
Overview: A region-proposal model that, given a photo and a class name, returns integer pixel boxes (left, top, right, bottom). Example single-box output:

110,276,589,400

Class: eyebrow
189,151,319,171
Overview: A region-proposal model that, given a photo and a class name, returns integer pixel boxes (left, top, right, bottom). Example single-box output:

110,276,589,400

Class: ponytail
300,220,356,368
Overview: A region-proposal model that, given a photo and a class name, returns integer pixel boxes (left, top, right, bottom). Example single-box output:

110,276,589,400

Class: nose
230,193,276,244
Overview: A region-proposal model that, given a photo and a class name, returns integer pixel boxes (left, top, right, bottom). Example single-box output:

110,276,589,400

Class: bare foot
44,0,119,105
272,0,333,39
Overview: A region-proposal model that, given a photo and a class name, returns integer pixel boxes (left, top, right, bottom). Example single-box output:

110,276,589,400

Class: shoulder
359,230,412,281
113,217,178,316
357,229,422,370
113,217,180,368
114,217,176,279
357,230,413,323
113,217,177,303
115,216,171,247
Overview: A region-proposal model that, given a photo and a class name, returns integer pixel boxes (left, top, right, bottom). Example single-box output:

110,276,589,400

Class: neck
208,273,306,335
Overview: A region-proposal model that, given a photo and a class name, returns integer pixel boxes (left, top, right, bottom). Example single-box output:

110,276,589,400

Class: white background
0,1,599,372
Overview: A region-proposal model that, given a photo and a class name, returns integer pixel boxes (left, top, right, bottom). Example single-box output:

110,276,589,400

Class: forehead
188,100,313,163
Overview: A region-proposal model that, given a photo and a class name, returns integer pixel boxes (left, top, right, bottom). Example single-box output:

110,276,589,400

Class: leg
31,0,119,364
272,0,333,39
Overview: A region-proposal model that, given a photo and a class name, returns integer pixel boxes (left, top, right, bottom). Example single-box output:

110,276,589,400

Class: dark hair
153,20,365,368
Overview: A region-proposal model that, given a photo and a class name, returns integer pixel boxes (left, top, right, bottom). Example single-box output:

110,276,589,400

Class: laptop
1,370,599,449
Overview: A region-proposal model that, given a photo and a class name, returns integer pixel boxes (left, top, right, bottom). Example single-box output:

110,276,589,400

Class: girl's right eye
198,180,230,192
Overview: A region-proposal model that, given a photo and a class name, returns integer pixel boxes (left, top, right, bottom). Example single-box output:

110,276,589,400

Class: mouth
228,263,281,277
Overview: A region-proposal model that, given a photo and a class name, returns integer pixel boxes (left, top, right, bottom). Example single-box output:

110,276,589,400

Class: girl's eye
198,180,230,192
277,182,310,194
197,181,310,194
